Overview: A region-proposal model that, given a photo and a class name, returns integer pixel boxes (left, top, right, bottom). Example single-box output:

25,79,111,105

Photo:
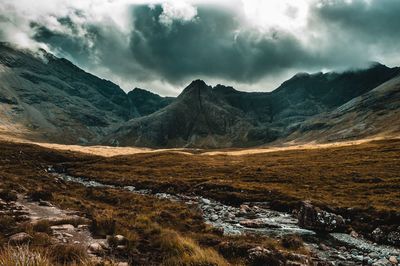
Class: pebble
388,256,398,264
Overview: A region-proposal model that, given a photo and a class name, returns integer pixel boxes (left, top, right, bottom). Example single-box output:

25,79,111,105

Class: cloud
0,0,400,95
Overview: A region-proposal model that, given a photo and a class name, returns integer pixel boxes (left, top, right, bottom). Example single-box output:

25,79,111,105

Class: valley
1,138,399,265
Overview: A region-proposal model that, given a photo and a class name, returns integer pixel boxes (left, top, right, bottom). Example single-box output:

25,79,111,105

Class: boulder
298,201,345,233
9,232,32,244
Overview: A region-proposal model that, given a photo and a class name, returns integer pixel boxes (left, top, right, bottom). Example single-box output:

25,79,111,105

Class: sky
1,0,400,96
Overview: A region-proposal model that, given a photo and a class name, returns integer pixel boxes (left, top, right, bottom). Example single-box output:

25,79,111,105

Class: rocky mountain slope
1,43,399,147
109,66,400,148
285,75,400,142
0,43,170,144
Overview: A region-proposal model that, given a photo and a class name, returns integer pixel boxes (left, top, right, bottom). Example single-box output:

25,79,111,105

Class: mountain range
1,43,399,148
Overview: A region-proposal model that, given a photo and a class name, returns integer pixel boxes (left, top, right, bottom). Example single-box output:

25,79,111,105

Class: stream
55,173,400,266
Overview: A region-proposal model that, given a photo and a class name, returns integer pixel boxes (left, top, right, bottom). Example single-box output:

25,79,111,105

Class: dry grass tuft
159,229,229,266
0,246,52,266
49,243,88,264
91,210,116,237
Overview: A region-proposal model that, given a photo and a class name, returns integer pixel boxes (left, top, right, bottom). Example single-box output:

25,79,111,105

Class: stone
201,198,211,205
298,201,345,233
9,232,32,244
116,245,127,251
239,219,280,229
62,232,73,238
350,230,359,238
117,263,129,266
388,256,398,264
369,252,380,259
319,243,329,251
77,224,89,230
210,214,218,221
88,243,103,254
38,200,53,207
51,224,75,231
372,258,391,266
115,234,125,243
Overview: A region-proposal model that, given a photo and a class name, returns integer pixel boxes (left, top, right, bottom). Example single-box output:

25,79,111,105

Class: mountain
109,65,400,148
106,80,271,148
127,88,174,117
1,43,399,148
285,75,400,142
0,43,170,144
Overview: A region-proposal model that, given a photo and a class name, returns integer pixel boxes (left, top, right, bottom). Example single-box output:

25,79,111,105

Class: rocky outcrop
298,201,345,233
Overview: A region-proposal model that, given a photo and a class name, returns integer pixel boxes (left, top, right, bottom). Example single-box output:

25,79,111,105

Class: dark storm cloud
3,0,400,94
313,0,400,42
129,6,313,83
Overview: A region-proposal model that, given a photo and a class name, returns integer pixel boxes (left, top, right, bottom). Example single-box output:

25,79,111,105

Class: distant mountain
108,64,400,148
107,80,268,148
127,88,174,117
1,43,399,147
286,75,400,142
0,43,171,144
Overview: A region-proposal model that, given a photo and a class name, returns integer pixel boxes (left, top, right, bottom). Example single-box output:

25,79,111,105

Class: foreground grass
0,140,302,265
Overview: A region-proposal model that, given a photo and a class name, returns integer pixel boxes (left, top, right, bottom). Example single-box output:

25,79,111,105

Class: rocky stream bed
55,173,400,266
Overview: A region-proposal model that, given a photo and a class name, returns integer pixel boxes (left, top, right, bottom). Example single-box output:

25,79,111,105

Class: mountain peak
179,79,211,98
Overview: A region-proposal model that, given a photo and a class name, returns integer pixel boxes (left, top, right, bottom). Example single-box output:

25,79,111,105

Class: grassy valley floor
0,138,399,265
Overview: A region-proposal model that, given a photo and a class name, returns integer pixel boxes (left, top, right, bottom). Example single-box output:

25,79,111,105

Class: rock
319,243,329,251
38,200,53,207
201,198,211,205
62,232,73,238
88,243,104,254
77,224,89,230
210,214,218,221
51,224,74,231
248,246,284,265
372,228,385,242
372,258,391,266
115,234,125,243
116,245,127,251
117,263,129,266
350,230,359,238
239,219,280,229
9,232,32,244
369,252,380,259
387,231,400,246
388,256,398,264
298,201,345,233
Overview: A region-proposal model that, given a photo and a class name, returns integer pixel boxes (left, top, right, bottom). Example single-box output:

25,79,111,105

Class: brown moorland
0,140,312,265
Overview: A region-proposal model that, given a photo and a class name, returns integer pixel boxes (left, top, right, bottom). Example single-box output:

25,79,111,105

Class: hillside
1,43,399,147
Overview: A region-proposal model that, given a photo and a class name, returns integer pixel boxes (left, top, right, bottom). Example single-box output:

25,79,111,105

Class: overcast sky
1,0,400,96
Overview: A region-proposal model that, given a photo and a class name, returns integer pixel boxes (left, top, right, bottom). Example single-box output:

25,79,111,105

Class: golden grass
1,139,398,264
0,246,52,266
159,229,229,266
